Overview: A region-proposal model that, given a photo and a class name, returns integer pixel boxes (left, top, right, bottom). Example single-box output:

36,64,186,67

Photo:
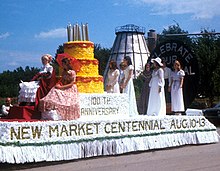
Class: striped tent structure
104,24,150,86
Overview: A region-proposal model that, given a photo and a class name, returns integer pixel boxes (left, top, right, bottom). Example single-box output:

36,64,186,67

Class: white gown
18,64,53,103
171,70,185,112
147,68,166,116
106,69,120,93
18,81,39,103
122,65,139,116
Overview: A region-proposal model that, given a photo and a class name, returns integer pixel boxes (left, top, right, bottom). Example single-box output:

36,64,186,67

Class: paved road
1,128,220,171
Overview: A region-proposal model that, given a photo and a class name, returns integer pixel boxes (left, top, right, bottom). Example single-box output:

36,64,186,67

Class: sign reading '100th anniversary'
151,40,199,107
79,93,129,116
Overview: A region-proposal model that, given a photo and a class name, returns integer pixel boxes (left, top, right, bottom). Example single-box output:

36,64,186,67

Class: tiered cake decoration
64,23,104,93
59,23,129,119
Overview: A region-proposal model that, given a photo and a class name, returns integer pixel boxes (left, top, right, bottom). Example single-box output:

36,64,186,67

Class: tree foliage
192,29,220,105
94,44,111,75
0,67,39,98
159,23,191,46
159,24,220,106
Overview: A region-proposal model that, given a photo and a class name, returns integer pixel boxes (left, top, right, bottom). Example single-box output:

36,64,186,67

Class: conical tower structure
104,24,150,86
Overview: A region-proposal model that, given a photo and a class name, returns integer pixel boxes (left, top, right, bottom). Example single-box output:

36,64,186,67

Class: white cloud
131,0,220,19
113,2,120,6
0,32,10,39
5,50,40,62
0,49,42,72
35,28,66,39
8,61,19,67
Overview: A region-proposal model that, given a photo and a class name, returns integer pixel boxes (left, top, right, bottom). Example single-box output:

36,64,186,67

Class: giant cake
63,40,129,117
64,41,104,93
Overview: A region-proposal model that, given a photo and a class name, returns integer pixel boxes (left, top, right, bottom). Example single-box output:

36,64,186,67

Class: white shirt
163,66,171,86
1,104,13,115
39,64,53,74
39,63,53,78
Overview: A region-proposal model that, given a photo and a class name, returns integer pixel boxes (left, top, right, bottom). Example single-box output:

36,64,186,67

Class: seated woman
39,54,81,120
18,54,56,108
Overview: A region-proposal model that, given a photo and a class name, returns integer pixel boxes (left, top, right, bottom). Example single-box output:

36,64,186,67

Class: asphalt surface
1,128,220,171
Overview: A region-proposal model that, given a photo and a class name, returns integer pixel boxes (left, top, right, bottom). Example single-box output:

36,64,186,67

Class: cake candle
67,23,72,42
81,24,85,41
72,25,75,41
85,23,89,41
74,24,78,41
77,24,81,41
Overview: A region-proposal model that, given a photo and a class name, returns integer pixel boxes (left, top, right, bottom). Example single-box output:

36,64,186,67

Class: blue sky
0,0,220,73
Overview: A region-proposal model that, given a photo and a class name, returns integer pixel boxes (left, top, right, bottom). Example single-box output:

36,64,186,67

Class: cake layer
63,40,104,93
77,59,99,76
64,41,94,60
76,76,104,93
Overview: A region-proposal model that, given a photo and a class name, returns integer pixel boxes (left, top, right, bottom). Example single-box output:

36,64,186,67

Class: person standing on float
162,60,171,104
168,60,185,115
120,56,139,116
146,57,166,116
138,63,152,114
33,54,56,109
18,54,56,108
119,61,126,93
106,60,120,93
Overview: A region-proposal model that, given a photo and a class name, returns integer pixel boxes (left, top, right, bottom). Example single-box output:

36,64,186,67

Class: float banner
0,116,215,145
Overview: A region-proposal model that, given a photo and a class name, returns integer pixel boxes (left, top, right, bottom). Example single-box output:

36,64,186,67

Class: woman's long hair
174,60,182,71
62,58,73,71
124,56,132,66
109,60,118,70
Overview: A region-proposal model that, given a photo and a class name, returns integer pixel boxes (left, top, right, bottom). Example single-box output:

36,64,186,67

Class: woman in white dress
121,56,139,116
106,60,120,93
18,54,56,107
147,57,166,116
169,60,185,115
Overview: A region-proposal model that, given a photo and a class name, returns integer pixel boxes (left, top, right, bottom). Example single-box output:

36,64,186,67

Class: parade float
0,23,219,164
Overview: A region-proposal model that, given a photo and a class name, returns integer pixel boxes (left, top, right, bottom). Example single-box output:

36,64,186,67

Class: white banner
0,116,216,145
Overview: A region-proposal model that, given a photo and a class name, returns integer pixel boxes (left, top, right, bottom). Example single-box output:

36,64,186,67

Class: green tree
193,29,220,106
53,45,64,75
0,67,39,98
158,25,220,106
159,23,192,46
94,44,111,75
